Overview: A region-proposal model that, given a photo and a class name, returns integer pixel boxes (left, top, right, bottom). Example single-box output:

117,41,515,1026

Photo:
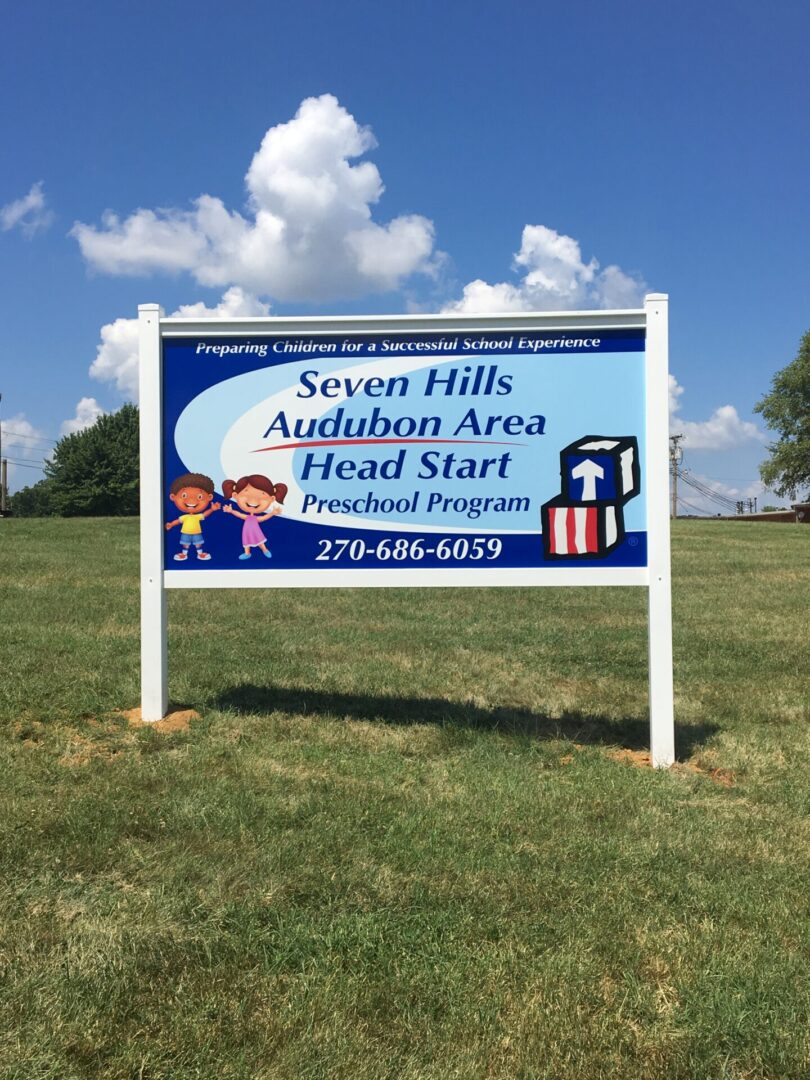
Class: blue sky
2,0,808,507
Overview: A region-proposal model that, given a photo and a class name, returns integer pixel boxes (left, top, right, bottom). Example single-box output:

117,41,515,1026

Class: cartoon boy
165,473,221,561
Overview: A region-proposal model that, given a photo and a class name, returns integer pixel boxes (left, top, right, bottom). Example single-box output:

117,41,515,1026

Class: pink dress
242,515,266,547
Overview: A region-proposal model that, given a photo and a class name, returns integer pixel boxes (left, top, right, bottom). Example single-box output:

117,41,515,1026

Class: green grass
0,518,808,1079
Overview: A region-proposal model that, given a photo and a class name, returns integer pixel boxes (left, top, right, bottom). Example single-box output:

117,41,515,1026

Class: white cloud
172,285,271,320
1,181,54,237
680,407,765,452
668,376,770,513
669,374,765,450
72,94,438,302
89,317,141,400
1,413,51,491
668,373,684,418
89,287,269,400
1,413,44,446
60,397,106,436
443,225,646,313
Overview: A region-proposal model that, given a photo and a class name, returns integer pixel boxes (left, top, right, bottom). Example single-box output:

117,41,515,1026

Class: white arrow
571,458,604,501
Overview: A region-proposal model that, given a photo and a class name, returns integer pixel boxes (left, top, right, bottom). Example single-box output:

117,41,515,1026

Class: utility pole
669,434,683,519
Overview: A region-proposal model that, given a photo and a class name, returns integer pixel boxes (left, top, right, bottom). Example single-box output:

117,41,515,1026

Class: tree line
11,403,139,516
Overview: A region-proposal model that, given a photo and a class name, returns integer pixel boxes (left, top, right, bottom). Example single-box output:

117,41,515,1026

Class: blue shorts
180,532,204,547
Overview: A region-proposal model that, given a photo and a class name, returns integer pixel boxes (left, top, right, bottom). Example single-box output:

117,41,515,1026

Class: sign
140,299,674,765
161,329,648,578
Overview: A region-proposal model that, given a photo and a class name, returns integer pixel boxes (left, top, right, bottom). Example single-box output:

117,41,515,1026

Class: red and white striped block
541,498,624,559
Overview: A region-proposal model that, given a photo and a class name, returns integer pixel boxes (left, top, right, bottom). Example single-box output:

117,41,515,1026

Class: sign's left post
138,303,168,720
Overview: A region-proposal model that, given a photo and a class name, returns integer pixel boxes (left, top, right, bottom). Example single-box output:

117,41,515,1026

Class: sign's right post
644,293,675,767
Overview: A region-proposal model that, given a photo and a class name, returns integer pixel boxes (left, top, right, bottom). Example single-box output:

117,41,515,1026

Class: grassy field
0,518,808,1079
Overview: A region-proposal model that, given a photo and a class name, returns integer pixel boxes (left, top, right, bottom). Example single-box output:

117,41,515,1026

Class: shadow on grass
212,685,716,760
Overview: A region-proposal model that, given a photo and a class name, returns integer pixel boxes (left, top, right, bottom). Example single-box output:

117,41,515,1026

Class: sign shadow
211,684,716,760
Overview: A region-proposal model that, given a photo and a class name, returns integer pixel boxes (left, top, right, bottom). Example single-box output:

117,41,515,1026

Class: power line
678,469,735,499
680,483,736,511
680,487,737,514
669,437,761,518
676,495,714,517
6,459,47,471
677,471,763,516
0,426,56,445
678,475,735,508
5,450,48,462
677,469,739,511
0,437,55,452
678,483,737,514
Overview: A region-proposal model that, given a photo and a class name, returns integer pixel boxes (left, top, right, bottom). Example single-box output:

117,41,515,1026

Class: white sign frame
139,295,674,766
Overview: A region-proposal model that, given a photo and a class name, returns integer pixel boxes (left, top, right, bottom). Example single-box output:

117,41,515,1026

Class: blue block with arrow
560,436,639,505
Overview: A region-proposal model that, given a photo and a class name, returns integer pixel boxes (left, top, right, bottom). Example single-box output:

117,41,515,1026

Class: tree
11,478,57,516
754,330,810,500
14,404,139,517
47,402,139,515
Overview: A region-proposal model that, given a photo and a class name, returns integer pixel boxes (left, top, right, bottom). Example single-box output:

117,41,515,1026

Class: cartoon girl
222,474,287,560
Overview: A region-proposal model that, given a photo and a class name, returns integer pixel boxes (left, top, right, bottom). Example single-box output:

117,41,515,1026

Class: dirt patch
56,709,197,766
11,719,46,744
606,746,735,786
682,763,736,787
607,747,652,769
58,734,97,767
120,707,199,733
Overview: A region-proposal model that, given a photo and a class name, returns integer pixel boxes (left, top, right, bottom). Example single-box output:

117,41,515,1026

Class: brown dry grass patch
605,746,736,786
120,707,199,733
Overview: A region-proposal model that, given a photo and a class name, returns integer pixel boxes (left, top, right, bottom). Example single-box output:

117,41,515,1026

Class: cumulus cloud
60,397,106,436
1,413,52,491
680,407,765,452
89,287,269,400
1,181,54,237
668,373,684,418
171,285,271,320
89,317,143,401
669,374,765,450
1,413,44,445
443,225,646,313
71,94,438,302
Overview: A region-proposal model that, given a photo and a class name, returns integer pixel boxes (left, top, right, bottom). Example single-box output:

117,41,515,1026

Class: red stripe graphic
566,507,577,554
549,507,559,553
585,506,598,552
254,437,526,453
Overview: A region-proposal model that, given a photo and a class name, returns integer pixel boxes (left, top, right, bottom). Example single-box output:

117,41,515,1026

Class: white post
644,294,675,766
138,303,168,721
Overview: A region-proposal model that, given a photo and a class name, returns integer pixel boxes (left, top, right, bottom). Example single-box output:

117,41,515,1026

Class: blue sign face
161,329,647,571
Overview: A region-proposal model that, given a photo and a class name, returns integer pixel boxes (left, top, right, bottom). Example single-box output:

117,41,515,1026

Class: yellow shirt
179,513,204,534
